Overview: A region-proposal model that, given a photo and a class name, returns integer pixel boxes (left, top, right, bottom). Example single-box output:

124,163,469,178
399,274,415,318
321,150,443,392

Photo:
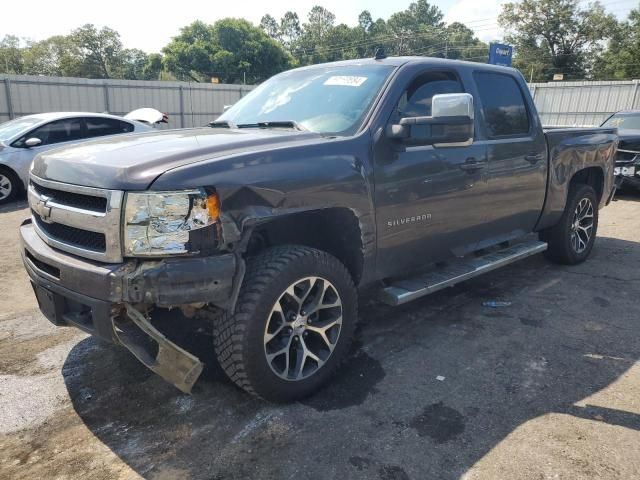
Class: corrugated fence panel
0,80,9,114
530,80,640,126
7,74,638,130
0,74,254,129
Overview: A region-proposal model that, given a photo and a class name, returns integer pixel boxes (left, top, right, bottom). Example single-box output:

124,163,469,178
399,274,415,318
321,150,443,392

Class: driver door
373,70,488,278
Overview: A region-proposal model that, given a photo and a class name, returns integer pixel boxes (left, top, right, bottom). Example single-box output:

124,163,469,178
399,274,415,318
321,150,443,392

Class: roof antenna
374,47,386,60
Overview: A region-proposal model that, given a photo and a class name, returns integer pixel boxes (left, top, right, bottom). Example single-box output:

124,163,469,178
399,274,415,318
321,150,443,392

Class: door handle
525,153,543,164
459,158,487,172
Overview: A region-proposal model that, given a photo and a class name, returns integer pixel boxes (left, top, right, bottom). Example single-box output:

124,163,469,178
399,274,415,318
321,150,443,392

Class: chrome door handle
525,153,543,164
459,158,487,172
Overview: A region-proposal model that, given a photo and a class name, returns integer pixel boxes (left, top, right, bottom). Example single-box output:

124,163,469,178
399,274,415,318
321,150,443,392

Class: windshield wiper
208,120,237,129
237,121,308,132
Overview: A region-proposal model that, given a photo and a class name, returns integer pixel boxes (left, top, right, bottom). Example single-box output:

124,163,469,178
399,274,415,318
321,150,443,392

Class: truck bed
536,126,617,230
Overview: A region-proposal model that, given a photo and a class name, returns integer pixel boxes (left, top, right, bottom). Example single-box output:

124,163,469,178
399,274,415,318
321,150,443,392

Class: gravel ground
0,195,639,480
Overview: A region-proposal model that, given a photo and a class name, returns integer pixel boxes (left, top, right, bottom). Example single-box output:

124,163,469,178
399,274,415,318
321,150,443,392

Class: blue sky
1,0,635,53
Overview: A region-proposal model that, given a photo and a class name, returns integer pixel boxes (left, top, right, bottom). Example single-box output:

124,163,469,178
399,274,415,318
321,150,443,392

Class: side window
85,118,134,138
474,72,530,137
392,71,464,141
15,118,83,147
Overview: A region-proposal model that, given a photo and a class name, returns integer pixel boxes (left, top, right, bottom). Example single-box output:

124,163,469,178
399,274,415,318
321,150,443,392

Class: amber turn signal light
206,193,221,221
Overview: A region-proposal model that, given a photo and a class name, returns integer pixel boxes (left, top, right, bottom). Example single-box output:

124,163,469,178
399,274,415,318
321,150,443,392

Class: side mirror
387,93,474,147
25,137,42,148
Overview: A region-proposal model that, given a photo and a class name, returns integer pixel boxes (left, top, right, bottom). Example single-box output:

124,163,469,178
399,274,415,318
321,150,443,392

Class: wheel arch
243,208,366,286
536,165,607,232
569,166,604,203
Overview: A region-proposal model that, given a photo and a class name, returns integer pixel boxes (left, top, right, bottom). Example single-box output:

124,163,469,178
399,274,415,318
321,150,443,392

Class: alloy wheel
570,197,594,254
263,276,343,381
0,174,12,200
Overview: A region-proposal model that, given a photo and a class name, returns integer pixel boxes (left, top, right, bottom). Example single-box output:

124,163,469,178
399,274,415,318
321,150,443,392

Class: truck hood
31,127,324,190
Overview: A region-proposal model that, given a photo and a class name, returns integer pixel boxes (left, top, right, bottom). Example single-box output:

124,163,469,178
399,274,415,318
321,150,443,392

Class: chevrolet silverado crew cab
21,57,617,402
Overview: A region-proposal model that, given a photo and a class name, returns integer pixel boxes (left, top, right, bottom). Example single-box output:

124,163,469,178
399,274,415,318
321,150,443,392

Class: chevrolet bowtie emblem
34,198,52,222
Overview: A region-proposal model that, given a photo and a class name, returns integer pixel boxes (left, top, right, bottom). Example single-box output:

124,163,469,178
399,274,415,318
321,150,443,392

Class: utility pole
243,71,246,85
529,66,534,83
445,38,448,59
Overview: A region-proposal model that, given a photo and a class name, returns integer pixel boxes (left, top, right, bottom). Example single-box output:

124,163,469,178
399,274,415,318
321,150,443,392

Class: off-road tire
213,245,357,402
0,167,20,205
541,183,599,265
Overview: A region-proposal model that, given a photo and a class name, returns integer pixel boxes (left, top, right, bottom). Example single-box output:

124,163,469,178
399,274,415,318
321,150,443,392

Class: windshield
0,116,43,142
217,64,395,135
602,113,640,130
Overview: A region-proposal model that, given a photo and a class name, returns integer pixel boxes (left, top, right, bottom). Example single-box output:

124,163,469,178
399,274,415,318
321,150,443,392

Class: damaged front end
614,148,640,190
115,304,204,393
21,218,241,393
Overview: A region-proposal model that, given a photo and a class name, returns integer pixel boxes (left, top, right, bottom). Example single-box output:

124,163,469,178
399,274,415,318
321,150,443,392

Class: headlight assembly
123,190,220,256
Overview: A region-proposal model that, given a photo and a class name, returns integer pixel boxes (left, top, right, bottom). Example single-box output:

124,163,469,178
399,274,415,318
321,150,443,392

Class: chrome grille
30,181,108,213
28,175,124,263
615,149,640,163
32,213,107,252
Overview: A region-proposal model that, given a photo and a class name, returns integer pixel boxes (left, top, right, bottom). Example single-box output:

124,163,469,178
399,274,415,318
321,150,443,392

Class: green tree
305,6,336,40
163,19,293,83
260,14,280,40
499,0,617,81
280,12,302,49
0,35,24,74
22,36,82,77
386,0,445,55
143,53,164,80
70,24,126,78
593,6,640,79
117,48,149,80
443,22,487,62
358,11,373,32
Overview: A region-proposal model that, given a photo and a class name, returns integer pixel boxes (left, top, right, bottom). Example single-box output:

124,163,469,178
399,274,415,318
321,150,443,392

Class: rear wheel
541,183,598,265
0,168,19,205
213,245,357,402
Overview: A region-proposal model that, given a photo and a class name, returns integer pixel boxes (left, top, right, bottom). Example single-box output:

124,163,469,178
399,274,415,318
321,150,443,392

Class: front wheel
0,168,19,205
541,183,599,265
213,246,357,402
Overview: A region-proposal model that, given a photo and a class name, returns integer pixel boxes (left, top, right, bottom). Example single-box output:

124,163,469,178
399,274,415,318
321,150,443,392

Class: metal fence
0,74,254,129
529,79,640,127
3,74,639,130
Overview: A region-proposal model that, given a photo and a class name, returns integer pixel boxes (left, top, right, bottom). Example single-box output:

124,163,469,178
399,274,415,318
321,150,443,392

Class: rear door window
473,72,530,137
85,117,134,138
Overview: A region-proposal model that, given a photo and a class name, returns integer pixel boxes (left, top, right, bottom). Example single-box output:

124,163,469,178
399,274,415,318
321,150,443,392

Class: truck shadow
62,235,640,480
614,189,640,202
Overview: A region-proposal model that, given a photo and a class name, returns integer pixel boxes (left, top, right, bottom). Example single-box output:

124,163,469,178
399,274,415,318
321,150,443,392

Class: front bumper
614,159,640,189
20,218,238,392
21,218,236,312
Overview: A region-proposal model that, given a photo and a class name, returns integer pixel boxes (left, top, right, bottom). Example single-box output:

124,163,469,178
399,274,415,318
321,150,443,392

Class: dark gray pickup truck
20,56,617,401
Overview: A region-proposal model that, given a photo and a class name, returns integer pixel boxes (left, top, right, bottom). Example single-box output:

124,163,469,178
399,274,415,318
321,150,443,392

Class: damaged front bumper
20,218,238,392
614,157,640,189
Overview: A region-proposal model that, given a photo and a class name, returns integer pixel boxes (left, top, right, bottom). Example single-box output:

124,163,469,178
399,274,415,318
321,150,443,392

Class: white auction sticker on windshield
324,76,368,87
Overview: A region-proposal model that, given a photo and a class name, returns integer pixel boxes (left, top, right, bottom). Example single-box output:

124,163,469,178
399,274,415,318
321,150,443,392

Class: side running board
379,240,548,306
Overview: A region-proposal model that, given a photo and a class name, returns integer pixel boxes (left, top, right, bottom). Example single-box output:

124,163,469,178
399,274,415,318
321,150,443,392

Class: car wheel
213,245,357,402
0,168,20,205
541,183,599,265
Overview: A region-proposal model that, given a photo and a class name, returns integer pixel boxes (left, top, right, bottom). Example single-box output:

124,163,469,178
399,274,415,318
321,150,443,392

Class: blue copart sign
488,43,513,67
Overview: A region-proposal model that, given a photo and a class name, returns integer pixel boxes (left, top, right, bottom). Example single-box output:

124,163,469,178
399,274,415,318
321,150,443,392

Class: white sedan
0,112,156,205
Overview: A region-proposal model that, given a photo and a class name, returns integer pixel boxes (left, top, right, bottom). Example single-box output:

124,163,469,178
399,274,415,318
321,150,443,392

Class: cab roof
300,56,518,74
